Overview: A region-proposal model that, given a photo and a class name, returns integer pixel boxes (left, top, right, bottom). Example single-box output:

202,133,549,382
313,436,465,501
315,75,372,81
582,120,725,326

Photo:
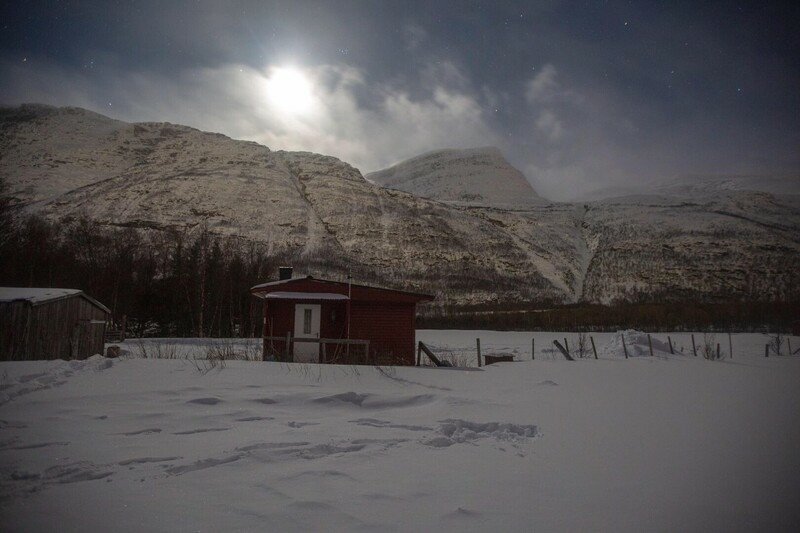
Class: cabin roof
0,287,111,313
251,276,434,304
265,291,349,301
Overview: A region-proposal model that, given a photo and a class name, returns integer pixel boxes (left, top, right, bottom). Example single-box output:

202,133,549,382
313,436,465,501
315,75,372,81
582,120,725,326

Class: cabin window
303,308,312,335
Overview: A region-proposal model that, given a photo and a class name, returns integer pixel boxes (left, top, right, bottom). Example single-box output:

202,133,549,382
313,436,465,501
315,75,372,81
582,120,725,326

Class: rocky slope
2,104,799,306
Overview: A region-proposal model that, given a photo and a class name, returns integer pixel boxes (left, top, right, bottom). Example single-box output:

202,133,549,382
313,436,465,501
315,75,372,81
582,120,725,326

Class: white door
293,304,321,362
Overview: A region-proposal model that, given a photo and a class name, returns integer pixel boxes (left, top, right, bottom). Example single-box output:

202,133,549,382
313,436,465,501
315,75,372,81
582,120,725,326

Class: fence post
716,343,720,360
564,338,570,356
647,334,654,357
417,343,422,366
590,336,598,359
320,342,326,364
667,336,674,354
728,332,733,359
262,336,267,362
765,344,769,358
691,334,697,357
476,338,482,367
622,334,629,359
552,340,575,361
788,338,792,356
531,338,535,361
284,331,291,362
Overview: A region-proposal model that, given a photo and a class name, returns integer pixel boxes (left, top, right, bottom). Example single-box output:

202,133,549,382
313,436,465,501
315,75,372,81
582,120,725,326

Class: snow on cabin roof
250,278,298,290
0,287,82,304
263,291,349,301
250,276,434,302
0,287,111,313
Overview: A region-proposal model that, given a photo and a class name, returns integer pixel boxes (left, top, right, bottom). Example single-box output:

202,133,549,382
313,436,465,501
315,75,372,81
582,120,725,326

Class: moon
265,67,314,115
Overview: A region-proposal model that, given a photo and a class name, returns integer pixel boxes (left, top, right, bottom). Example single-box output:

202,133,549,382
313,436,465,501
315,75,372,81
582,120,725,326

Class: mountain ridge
2,104,798,306
366,146,544,207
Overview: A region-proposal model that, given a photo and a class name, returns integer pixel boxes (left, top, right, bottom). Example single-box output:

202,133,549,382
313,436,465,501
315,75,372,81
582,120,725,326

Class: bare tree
768,333,784,356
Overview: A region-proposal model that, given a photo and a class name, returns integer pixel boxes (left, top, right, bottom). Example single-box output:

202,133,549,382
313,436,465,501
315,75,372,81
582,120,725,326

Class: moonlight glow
264,67,314,115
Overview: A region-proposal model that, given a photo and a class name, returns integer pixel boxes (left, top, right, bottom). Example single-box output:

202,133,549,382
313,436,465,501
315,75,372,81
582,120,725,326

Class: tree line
2,177,796,336
0,209,283,338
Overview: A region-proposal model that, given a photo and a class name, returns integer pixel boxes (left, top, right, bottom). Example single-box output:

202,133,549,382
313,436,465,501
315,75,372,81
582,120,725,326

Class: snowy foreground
2,331,800,532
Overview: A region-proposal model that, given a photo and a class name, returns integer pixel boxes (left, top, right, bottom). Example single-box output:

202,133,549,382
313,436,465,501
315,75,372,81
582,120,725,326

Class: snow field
0,331,799,531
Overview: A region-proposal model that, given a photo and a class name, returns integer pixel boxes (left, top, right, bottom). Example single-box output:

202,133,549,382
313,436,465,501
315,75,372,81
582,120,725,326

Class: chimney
278,266,293,280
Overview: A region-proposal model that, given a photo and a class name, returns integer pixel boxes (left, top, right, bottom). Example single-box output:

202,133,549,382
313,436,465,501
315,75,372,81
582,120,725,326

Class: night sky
1,1,797,199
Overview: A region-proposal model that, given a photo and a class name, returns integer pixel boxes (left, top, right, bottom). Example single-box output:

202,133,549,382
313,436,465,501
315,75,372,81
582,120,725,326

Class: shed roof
0,287,111,314
251,276,434,304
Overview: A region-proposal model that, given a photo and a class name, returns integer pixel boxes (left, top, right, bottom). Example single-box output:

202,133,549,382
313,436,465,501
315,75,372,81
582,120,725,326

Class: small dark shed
0,288,111,361
251,270,433,365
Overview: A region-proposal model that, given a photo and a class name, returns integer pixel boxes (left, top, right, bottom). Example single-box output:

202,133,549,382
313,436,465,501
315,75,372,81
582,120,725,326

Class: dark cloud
1,1,797,200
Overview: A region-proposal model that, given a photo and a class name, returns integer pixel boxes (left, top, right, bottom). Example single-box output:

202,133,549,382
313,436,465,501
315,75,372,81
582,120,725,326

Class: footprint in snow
118,456,181,466
120,428,162,436
287,421,319,428
17,372,48,383
165,455,242,475
0,419,28,429
350,418,432,431
187,397,223,405
312,392,368,406
235,416,274,422
281,469,357,482
443,507,485,521
12,441,70,450
173,427,230,435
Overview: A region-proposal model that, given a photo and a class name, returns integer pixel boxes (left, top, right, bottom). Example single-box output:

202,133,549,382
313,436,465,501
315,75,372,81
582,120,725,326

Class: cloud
525,64,560,104
0,57,500,173
535,110,564,141
403,24,428,51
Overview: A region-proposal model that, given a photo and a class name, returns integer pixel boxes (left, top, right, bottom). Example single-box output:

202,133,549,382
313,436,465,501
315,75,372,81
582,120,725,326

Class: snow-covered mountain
579,174,800,203
2,104,799,306
365,147,544,207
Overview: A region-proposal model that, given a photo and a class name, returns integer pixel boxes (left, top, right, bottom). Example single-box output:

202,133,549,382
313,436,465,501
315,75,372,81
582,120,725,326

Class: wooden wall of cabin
0,297,108,361
350,302,416,365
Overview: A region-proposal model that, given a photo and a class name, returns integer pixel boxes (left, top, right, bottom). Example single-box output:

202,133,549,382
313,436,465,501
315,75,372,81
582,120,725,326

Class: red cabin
251,268,434,365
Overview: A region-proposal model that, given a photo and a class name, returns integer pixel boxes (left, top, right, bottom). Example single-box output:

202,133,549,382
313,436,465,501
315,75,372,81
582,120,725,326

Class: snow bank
2,332,800,531
602,329,672,358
